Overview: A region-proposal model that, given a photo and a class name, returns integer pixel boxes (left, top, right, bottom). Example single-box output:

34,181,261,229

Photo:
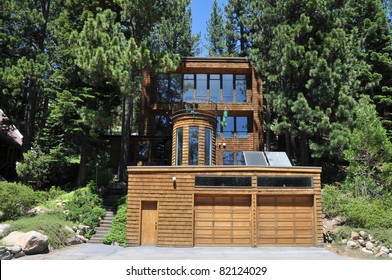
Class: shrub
0,182,43,221
103,196,127,246
64,188,105,238
322,184,349,217
1,212,74,249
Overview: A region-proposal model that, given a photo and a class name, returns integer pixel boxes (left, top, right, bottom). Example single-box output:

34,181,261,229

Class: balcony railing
171,99,218,118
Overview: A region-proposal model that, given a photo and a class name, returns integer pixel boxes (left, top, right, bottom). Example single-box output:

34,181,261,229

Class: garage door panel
257,195,314,246
195,195,251,246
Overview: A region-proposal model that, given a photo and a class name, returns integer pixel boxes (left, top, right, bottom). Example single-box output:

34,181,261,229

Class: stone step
88,205,116,244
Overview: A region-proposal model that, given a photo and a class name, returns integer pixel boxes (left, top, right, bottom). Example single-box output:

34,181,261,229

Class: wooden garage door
195,195,251,246
257,195,314,246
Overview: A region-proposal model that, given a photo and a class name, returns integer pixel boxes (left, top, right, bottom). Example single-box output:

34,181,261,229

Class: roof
0,109,23,147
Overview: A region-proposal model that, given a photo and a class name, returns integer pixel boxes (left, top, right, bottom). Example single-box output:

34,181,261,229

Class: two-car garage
194,194,314,247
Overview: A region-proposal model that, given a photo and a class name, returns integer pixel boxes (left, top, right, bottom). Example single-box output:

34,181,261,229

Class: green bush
103,196,127,246
1,212,74,249
0,182,43,221
322,184,349,217
64,188,105,238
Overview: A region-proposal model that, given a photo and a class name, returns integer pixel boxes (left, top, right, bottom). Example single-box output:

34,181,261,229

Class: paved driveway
20,244,352,260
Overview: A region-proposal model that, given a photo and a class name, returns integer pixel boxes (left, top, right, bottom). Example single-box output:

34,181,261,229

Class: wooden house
126,57,323,247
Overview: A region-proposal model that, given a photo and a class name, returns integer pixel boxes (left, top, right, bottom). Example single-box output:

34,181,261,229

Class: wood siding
127,166,323,247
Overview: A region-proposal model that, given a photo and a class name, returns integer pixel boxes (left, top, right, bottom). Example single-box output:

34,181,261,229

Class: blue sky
190,0,228,56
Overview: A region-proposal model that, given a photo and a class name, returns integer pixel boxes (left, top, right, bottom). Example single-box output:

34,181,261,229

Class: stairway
89,195,119,244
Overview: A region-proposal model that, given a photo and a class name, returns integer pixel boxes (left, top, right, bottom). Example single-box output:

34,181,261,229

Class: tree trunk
299,133,310,166
22,86,37,153
77,137,91,188
265,98,272,151
118,93,133,182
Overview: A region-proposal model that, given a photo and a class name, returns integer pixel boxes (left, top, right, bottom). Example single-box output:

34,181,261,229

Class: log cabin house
126,57,323,247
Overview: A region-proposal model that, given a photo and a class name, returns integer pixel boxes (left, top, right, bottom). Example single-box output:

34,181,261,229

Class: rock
0,224,11,236
358,238,366,246
351,231,360,240
0,250,13,260
368,234,376,242
76,234,88,243
0,247,6,254
27,206,47,216
1,231,49,255
64,226,74,234
366,241,374,251
361,247,373,254
67,236,83,245
375,251,388,258
13,251,25,258
6,245,21,254
341,239,348,245
380,246,389,254
372,246,381,255
77,224,90,236
389,253,392,258
359,230,368,240
347,240,359,249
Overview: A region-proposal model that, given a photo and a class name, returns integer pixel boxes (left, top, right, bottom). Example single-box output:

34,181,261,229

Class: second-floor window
217,116,249,138
155,73,248,103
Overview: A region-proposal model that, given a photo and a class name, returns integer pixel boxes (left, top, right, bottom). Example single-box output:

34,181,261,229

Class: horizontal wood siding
127,166,323,247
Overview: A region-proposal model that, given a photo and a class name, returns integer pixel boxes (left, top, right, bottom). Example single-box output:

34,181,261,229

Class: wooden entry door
141,201,158,245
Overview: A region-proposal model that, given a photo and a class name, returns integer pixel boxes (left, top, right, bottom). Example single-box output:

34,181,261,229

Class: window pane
235,75,247,103
169,74,182,102
223,152,234,165
257,177,313,188
216,116,221,138
153,115,172,136
236,116,248,138
176,128,183,165
196,74,207,102
156,74,169,103
188,127,199,165
222,74,233,102
210,74,220,102
183,74,194,102
195,176,252,188
204,128,212,165
223,116,234,138
236,152,245,165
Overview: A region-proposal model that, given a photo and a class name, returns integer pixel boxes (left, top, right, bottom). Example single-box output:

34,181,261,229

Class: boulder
27,206,47,216
365,241,374,251
389,253,392,258
6,245,21,254
67,236,83,245
351,231,360,240
13,251,26,258
0,250,13,260
372,246,381,255
347,240,359,249
1,231,49,255
77,224,90,236
380,246,389,254
0,224,11,236
368,234,376,242
359,230,368,240
76,234,88,243
341,239,348,245
358,238,366,246
374,251,388,258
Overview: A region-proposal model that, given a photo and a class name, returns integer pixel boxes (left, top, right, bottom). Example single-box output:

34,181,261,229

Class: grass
1,212,75,249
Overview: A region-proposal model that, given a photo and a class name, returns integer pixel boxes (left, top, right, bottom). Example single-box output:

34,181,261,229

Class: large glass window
176,128,183,165
183,74,194,102
210,74,220,102
222,116,234,138
195,176,252,188
196,74,207,101
236,152,246,165
188,127,199,165
222,74,233,102
223,152,234,165
236,116,248,138
235,74,247,102
153,115,172,136
205,128,212,165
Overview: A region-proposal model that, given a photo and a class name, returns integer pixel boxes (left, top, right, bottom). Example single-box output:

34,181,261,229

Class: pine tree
206,0,227,56
224,0,251,57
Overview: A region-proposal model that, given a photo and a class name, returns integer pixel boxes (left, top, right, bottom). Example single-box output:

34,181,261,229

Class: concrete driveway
20,243,352,260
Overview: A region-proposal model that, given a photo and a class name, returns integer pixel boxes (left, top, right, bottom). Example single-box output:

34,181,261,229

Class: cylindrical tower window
176,127,183,166
188,127,199,165
205,128,212,165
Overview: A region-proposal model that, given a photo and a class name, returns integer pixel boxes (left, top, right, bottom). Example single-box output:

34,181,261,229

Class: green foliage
343,96,392,196
103,196,127,246
16,146,51,189
0,182,43,221
322,185,349,218
206,0,227,56
1,212,75,249
64,188,105,237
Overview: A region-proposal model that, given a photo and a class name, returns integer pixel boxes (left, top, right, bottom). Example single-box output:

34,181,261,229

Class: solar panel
242,152,269,166
264,151,292,167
